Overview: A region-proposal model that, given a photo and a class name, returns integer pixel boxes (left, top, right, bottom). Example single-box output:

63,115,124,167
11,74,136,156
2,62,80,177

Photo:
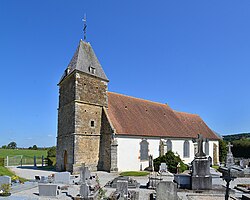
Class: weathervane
82,14,87,41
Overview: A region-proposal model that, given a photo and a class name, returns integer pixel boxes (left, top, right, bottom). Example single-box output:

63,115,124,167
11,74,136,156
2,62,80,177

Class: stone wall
98,108,113,171
59,73,75,107
75,72,108,107
57,74,76,172
74,134,100,171
57,70,109,173
75,102,102,135
56,134,74,172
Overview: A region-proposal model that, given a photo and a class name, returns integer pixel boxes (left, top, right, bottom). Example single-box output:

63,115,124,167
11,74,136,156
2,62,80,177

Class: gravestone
156,181,177,200
54,172,70,184
191,134,212,190
80,182,89,198
159,163,167,172
0,176,11,185
40,176,47,183
226,142,234,168
116,180,128,199
38,184,59,196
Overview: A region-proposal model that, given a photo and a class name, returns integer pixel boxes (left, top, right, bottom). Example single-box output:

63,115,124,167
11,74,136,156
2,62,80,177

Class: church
56,39,220,173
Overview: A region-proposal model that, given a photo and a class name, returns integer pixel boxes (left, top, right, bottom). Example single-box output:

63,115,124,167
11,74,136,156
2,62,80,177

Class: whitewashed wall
116,135,219,171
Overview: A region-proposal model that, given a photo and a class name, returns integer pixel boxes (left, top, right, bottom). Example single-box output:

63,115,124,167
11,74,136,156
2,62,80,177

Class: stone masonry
56,40,113,173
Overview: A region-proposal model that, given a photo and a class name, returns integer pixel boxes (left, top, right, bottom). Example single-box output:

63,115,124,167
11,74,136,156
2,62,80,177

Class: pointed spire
59,40,109,84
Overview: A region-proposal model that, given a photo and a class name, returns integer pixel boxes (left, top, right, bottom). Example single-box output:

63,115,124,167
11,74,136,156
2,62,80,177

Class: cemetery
0,134,249,199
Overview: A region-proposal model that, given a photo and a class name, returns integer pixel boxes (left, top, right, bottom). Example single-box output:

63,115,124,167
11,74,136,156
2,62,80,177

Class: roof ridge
108,91,171,108
174,110,199,116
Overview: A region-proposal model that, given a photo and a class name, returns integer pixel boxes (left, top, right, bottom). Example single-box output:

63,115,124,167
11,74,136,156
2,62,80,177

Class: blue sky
1,1,250,147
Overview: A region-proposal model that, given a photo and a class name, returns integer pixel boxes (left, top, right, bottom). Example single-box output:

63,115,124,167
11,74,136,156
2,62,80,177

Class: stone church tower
56,39,110,172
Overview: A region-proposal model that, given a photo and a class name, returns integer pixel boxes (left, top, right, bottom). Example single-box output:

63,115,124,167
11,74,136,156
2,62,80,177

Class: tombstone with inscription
191,134,212,190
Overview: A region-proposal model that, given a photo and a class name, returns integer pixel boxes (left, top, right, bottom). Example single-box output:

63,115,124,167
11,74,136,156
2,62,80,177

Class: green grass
0,149,48,165
0,149,47,158
212,165,220,170
119,171,150,176
0,167,27,182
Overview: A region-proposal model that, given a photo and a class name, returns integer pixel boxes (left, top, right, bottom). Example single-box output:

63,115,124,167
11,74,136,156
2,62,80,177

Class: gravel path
4,167,250,199
8,166,55,180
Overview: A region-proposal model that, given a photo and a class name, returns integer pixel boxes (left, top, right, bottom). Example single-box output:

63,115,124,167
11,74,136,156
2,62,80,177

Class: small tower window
90,120,95,127
89,66,96,74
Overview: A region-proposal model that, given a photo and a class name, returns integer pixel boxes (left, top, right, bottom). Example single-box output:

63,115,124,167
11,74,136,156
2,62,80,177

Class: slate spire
59,39,109,83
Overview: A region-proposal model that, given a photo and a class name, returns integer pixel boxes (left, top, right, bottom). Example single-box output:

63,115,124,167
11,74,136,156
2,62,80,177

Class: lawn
0,149,48,166
0,167,27,182
0,149,47,158
120,171,150,176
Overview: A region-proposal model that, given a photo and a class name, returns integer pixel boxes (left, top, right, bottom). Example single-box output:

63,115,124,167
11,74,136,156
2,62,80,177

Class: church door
63,150,68,171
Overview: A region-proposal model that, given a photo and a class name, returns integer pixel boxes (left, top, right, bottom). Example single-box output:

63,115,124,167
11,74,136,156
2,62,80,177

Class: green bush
47,157,56,166
0,158,4,167
219,139,227,163
232,139,250,158
153,151,188,173
47,146,56,157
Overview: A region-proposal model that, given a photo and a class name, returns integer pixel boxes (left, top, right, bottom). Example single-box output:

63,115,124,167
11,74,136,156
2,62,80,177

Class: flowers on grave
11,175,20,183
0,184,11,196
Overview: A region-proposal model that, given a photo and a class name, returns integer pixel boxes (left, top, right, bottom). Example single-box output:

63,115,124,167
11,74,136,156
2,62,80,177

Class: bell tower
56,39,109,172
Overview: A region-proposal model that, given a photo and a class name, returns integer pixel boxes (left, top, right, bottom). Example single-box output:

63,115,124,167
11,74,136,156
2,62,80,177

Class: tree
1,145,7,149
153,151,187,173
232,139,250,158
32,145,38,150
219,139,227,163
47,146,56,157
7,142,17,149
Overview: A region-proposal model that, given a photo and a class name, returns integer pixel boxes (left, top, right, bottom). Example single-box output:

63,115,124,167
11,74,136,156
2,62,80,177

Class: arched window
205,140,209,155
140,139,149,161
166,139,172,152
183,140,190,158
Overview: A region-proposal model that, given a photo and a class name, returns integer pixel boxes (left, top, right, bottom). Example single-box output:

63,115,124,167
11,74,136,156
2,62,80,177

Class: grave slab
54,172,70,184
38,183,59,196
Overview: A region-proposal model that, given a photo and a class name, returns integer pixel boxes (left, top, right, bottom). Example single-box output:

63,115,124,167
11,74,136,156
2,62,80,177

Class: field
0,149,47,158
0,149,48,166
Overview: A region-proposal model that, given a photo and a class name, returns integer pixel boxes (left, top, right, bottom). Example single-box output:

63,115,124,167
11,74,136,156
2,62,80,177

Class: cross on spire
82,14,87,41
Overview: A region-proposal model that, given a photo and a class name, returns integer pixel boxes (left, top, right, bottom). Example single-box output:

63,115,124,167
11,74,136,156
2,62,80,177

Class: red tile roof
106,92,220,140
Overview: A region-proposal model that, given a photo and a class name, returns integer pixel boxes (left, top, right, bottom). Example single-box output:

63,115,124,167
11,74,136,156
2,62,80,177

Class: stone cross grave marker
194,134,206,158
80,163,90,184
0,176,11,185
116,180,128,199
80,182,89,198
226,142,234,168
